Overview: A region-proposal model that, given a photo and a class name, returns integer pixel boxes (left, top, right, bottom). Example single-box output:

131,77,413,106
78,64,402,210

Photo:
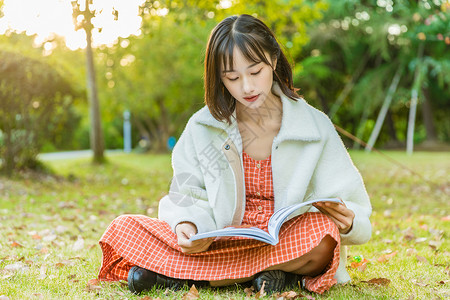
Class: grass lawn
0,151,449,299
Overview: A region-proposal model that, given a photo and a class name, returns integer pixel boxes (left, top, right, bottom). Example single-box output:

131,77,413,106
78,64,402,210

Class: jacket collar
194,82,321,143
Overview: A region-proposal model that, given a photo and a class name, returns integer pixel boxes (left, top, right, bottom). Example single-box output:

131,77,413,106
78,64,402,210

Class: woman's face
221,47,276,111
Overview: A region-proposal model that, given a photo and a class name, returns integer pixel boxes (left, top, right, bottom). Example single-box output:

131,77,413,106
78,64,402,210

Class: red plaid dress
98,152,340,294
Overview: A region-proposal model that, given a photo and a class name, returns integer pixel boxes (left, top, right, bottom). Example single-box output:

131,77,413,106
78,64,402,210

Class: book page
267,198,341,239
190,226,276,244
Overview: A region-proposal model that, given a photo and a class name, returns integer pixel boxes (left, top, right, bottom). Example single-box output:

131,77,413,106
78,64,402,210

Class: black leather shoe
128,266,157,294
128,266,209,294
252,270,302,293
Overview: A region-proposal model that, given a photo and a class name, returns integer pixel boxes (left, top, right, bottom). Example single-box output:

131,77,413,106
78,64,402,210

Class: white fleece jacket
158,83,372,283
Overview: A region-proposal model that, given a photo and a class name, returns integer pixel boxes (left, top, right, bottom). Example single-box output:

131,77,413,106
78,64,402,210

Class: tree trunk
365,66,403,152
156,96,170,153
85,0,105,163
3,126,13,177
386,110,398,142
317,89,329,115
421,87,438,142
407,43,425,155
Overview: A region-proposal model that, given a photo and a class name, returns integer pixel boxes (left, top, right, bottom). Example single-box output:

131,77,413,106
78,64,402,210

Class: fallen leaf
182,285,199,300
357,261,368,272
32,234,42,240
244,286,254,297
412,279,428,287
4,262,29,273
403,228,416,241
351,258,369,269
406,248,416,256
43,235,57,242
38,265,47,280
255,280,266,298
377,251,398,263
72,238,85,252
429,240,441,250
86,278,102,292
10,241,24,248
419,224,428,230
305,295,316,300
39,247,49,254
416,255,428,263
441,216,450,221
361,278,391,286
32,293,44,299
415,237,427,243
279,290,300,299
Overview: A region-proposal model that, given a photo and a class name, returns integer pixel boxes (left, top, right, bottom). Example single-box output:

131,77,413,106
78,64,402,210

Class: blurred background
0,0,449,175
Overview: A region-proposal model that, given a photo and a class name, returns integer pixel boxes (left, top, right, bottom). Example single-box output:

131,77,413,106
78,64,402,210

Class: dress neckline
242,151,271,162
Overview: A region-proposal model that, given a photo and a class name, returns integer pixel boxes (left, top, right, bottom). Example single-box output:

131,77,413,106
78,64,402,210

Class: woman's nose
242,76,254,94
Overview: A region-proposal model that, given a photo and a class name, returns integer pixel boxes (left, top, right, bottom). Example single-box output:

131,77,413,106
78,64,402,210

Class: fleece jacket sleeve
309,114,372,245
158,120,217,234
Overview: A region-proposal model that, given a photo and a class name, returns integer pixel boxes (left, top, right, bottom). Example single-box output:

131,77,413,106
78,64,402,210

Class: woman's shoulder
288,96,335,131
185,105,229,131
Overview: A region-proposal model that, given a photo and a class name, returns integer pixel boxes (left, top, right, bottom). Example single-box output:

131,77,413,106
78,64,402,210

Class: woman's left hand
313,199,355,234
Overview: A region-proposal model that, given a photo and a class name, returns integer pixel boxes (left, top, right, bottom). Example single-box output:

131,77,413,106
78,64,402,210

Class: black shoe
252,270,302,293
127,266,208,294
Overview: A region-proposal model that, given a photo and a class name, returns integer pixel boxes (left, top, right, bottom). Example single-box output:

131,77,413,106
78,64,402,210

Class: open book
189,198,341,245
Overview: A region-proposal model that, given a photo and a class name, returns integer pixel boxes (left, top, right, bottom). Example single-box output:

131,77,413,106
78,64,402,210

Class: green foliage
97,13,210,151
296,0,450,147
95,0,327,151
0,51,81,175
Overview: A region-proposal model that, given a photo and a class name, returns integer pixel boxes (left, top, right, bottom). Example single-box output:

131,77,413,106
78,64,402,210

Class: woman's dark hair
204,14,299,124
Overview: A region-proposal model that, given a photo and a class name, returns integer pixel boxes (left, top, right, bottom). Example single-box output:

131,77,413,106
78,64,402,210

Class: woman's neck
236,93,282,126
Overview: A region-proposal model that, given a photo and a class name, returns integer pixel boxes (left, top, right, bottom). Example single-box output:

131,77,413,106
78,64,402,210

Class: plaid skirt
98,212,340,294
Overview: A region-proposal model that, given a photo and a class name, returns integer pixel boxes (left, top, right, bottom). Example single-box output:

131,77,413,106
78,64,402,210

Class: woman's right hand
175,222,214,254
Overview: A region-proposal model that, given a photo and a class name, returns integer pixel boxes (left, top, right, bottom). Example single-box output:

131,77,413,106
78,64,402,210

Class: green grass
0,151,449,299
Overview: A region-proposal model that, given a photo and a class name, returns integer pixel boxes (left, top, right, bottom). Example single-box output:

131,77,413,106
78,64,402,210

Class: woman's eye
251,69,262,75
228,77,239,81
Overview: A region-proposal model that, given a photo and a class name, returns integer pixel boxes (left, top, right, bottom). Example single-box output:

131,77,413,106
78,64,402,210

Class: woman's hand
313,200,355,234
175,222,214,254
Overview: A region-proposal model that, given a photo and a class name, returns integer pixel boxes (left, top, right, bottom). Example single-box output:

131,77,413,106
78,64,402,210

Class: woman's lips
243,94,259,102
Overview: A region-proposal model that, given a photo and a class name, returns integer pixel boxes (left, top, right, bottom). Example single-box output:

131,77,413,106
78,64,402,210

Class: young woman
98,14,372,295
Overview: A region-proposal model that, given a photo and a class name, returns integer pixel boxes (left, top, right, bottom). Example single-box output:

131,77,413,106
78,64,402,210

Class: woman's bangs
236,34,270,66
218,34,270,73
218,37,235,73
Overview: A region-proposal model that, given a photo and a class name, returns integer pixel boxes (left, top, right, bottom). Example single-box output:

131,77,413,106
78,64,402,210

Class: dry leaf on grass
10,241,24,248
412,279,428,287
377,251,398,263
86,278,102,292
402,228,416,241
255,281,266,298
416,255,428,263
244,286,254,297
275,290,308,299
182,285,199,300
351,258,369,269
441,216,450,221
361,278,391,286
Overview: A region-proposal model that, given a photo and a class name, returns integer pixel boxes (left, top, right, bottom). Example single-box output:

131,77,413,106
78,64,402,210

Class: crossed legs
209,234,337,287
